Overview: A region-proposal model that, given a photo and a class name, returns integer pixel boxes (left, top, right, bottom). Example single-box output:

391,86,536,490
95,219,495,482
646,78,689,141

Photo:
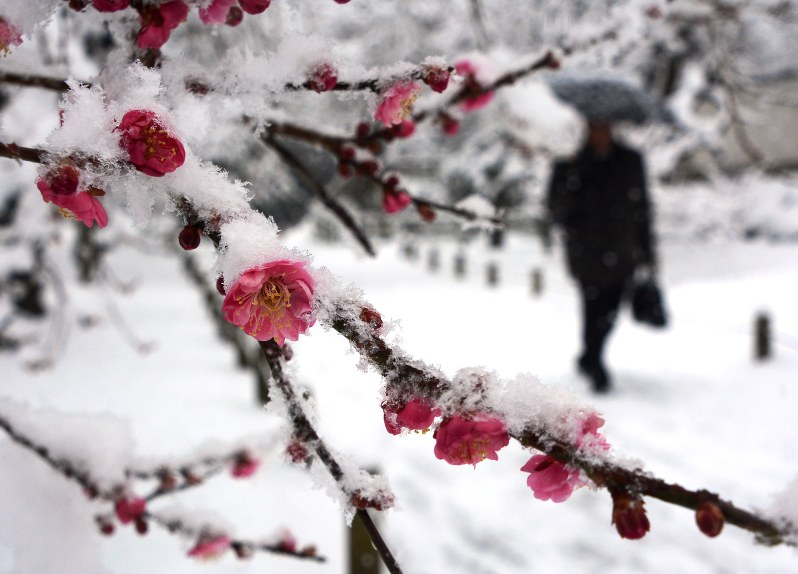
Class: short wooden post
754,312,771,361
530,267,543,296
454,252,466,278
428,247,439,272
486,262,499,286
349,504,380,574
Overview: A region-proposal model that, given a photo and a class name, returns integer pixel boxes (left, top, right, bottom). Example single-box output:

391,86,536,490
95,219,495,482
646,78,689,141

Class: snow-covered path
2,228,798,574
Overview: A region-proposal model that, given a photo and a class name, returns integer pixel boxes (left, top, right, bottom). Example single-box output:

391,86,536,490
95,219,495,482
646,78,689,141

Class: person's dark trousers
577,279,627,391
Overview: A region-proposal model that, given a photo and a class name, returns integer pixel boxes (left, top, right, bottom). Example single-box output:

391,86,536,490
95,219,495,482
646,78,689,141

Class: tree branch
261,134,376,256
328,304,793,546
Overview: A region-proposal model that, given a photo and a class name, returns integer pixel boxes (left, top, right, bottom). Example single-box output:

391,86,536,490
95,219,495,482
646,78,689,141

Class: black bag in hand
631,275,668,328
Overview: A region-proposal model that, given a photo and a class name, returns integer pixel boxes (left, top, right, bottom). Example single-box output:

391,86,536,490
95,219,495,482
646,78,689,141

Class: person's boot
577,355,612,394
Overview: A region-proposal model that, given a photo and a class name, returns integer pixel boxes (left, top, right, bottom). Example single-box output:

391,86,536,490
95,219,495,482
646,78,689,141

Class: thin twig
355,509,404,574
261,135,376,256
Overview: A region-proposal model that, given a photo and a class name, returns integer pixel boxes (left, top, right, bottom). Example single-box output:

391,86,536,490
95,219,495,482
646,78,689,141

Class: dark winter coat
546,142,654,287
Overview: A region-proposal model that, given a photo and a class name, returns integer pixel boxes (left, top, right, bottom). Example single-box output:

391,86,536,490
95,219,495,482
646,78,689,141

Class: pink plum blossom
374,81,421,127
577,411,610,451
137,0,189,50
231,452,261,478
433,414,509,466
238,0,271,14
520,454,582,503
92,0,130,12
37,166,108,228
308,63,338,93
199,0,237,23
382,398,441,435
117,109,186,177
382,189,412,214
187,535,231,559
222,259,315,345
454,59,494,111
114,496,146,524
0,17,22,54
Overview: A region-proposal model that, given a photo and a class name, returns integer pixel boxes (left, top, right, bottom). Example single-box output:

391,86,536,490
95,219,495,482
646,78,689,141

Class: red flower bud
423,66,451,93
611,492,650,540
359,307,383,330
440,113,460,136
695,501,724,537
358,160,379,176
225,6,243,25
286,441,309,464
392,120,415,138
135,516,149,535
542,50,561,70
338,163,353,178
308,63,338,93
216,276,226,295
355,122,370,140
338,145,356,161
96,515,115,536
417,203,436,222
178,225,202,250
239,0,271,14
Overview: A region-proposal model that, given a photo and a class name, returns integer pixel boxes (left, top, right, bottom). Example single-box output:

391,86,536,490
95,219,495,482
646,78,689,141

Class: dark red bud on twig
135,517,149,535
178,225,202,250
216,276,226,295
611,492,650,540
696,501,724,537
225,6,244,26
417,203,436,222
359,307,383,330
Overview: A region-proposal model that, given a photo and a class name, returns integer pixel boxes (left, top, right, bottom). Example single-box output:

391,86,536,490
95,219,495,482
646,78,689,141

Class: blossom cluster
37,109,185,228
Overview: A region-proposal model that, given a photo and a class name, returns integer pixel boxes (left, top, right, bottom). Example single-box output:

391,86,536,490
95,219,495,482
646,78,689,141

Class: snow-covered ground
2,225,798,574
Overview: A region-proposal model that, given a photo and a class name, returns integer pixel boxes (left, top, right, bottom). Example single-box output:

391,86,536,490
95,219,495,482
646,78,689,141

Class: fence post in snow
428,247,440,272
530,267,543,296
754,312,771,361
454,252,466,278
349,507,380,574
487,262,499,286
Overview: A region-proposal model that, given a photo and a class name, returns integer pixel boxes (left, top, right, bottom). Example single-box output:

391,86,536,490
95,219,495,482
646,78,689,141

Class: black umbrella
548,76,670,124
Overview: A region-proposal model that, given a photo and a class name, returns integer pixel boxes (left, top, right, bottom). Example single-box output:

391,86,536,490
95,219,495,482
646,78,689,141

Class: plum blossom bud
382,398,441,435
69,0,92,11
333,0,352,3
695,501,724,537
239,0,271,14
359,307,383,331
225,6,243,25
417,203,436,222
440,113,460,136
114,496,147,524
286,441,309,464
355,122,370,140
382,189,412,215
134,517,149,535
338,146,356,161
199,0,237,24
118,110,186,177
454,59,494,111
231,542,254,559
188,535,231,559
308,63,338,93
221,259,315,345
423,66,451,93
276,531,297,553
374,81,421,127
231,451,261,478
137,0,189,50
92,0,129,11
95,515,115,536
351,490,395,511
611,492,650,540
392,120,415,138
357,160,379,176
0,18,23,55
542,50,560,70
216,276,226,295
178,225,202,250
434,414,509,466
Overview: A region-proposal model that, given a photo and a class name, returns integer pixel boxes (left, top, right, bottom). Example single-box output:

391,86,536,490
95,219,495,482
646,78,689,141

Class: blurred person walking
545,120,656,393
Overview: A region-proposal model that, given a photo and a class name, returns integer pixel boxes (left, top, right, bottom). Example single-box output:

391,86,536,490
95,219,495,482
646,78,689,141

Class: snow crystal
0,0,60,36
